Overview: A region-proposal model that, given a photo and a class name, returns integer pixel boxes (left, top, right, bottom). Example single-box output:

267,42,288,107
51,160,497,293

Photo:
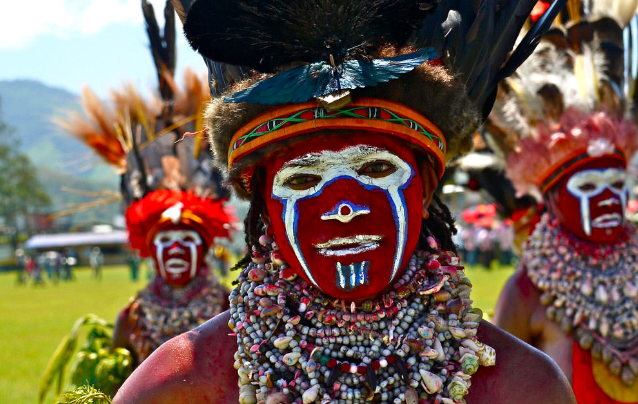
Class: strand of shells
524,213,638,386
130,272,226,360
229,234,495,404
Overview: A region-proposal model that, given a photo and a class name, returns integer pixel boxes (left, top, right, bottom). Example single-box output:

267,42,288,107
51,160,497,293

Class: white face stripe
153,230,202,280
272,145,414,290
566,168,627,236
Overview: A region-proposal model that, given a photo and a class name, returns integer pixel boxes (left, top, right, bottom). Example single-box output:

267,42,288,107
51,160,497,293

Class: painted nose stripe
321,201,370,223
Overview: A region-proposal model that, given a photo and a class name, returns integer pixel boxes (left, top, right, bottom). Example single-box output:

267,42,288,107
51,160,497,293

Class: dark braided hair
230,167,267,274
419,193,458,254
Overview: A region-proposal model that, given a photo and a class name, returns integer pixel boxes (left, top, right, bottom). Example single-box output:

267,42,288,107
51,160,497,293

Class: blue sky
0,0,205,97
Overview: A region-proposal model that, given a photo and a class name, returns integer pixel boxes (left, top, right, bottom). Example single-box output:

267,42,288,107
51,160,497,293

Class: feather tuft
185,0,434,72
506,109,638,196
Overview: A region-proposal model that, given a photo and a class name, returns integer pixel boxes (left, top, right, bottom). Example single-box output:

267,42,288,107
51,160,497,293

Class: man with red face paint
494,112,638,403
112,190,234,366
113,1,575,403
491,15,638,400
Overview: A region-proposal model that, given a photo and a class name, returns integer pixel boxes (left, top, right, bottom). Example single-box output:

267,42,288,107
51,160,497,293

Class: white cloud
0,0,172,49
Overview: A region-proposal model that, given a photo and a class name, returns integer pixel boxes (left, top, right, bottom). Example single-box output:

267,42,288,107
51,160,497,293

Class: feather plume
225,48,438,105
506,109,638,195
591,0,638,27
54,87,160,173
494,42,605,139
173,68,210,119
411,0,560,117
184,0,436,72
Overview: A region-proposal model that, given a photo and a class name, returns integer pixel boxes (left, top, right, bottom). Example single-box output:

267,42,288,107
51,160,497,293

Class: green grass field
0,263,514,404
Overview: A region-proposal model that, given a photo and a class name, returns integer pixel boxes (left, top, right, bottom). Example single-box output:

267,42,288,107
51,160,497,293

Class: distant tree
0,119,51,245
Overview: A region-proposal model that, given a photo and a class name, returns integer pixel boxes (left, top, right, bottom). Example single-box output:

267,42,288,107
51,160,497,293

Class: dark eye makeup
284,174,322,190
357,160,397,178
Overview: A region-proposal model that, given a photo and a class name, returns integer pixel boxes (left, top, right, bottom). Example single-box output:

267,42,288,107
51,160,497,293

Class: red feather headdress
125,190,235,257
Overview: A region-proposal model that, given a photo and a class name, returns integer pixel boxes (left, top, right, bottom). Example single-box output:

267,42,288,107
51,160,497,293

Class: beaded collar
523,213,638,386
128,268,227,361
229,234,495,404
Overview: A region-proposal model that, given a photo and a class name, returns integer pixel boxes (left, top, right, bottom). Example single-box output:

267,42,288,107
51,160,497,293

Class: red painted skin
494,157,628,386
113,313,575,404
114,132,575,404
150,224,208,288
545,157,626,244
263,134,423,301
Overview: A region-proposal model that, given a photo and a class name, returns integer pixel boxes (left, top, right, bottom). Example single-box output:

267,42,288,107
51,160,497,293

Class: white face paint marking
335,261,370,291
598,198,620,207
321,202,370,223
272,146,413,289
153,230,202,280
566,168,627,235
314,235,383,256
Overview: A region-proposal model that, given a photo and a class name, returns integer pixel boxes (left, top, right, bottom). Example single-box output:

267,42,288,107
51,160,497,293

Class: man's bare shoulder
113,310,239,404
467,321,575,404
492,269,543,340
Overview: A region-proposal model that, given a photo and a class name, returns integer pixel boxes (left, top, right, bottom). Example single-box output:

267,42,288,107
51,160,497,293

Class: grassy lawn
0,266,142,404
0,263,514,404
464,263,515,319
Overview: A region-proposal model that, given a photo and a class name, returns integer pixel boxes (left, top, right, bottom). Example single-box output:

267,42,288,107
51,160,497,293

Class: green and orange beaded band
228,98,447,178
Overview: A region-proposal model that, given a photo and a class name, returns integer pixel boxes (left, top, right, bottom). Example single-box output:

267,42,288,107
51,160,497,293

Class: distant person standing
14,249,26,285
497,220,515,266
476,221,495,269
453,223,466,261
461,224,478,266
48,251,61,284
32,254,45,285
89,247,104,280
64,249,77,280
126,250,140,281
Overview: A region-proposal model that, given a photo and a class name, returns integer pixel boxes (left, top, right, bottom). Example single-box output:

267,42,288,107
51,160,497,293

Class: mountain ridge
0,79,120,227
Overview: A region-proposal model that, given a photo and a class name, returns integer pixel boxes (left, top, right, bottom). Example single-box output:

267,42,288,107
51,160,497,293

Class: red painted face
262,133,430,301
546,157,627,244
150,224,207,287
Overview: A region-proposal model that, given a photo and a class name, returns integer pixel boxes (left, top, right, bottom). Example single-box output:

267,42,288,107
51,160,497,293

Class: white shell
274,336,293,349
283,352,301,366
302,385,320,403
449,326,467,339
419,369,443,394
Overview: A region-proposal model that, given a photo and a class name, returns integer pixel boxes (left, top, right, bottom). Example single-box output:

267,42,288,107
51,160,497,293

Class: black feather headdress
184,0,437,71
180,0,565,114
171,0,565,195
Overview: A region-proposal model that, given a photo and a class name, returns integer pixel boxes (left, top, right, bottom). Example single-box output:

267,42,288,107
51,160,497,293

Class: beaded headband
539,148,626,194
228,97,447,179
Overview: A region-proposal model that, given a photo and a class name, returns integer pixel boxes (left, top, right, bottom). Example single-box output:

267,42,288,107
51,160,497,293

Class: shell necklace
129,268,226,361
229,234,495,404
524,213,638,386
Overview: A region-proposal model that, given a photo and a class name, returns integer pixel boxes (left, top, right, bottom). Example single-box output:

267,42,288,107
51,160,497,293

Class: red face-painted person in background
152,225,206,287
112,191,233,366
546,157,627,245
113,0,575,403
492,14,638,400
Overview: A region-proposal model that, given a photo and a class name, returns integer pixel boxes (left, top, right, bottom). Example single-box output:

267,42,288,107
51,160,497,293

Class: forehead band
228,98,447,179
146,211,208,247
540,149,626,194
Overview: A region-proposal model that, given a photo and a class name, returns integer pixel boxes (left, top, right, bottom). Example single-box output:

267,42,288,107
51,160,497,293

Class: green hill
0,80,120,227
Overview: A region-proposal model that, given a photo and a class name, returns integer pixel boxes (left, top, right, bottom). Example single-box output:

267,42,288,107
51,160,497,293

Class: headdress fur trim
206,62,479,197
